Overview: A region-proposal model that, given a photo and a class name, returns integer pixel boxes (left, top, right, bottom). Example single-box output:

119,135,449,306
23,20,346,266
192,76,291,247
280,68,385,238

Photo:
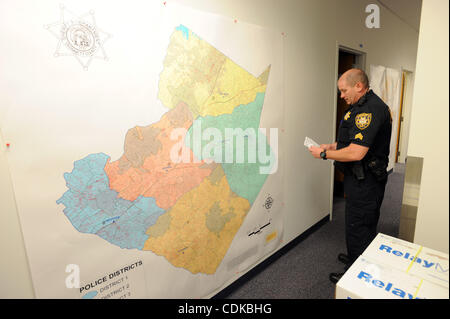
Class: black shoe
338,253,351,265
329,272,344,284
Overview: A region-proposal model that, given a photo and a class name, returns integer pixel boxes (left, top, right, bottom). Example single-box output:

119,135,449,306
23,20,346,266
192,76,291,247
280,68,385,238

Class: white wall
335,0,419,72
0,133,35,298
0,0,421,297
407,0,449,253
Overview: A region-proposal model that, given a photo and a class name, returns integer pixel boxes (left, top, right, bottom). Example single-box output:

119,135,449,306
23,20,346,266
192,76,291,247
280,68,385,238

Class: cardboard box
336,255,449,299
362,233,449,288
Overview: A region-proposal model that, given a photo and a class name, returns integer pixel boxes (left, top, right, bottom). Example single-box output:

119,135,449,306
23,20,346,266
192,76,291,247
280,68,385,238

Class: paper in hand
304,136,320,148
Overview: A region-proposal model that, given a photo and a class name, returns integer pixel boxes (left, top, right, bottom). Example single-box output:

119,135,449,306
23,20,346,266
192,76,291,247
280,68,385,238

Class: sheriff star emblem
355,113,372,130
45,5,111,70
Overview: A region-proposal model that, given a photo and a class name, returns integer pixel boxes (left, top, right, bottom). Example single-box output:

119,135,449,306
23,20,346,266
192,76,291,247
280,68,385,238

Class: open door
396,70,414,164
395,72,406,162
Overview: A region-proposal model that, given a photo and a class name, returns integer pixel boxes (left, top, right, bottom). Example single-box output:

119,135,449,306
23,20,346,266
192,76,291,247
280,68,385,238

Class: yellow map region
158,28,269,118
143,165,250,274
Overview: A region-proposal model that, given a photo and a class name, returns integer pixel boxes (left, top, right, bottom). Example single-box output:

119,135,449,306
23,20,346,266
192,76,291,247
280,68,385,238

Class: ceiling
377,0,423,32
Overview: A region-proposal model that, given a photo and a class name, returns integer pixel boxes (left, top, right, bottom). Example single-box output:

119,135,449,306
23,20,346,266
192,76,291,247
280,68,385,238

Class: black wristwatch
320,150,327,160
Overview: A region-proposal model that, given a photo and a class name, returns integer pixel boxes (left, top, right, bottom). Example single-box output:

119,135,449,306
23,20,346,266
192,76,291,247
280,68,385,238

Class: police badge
355,113,372,130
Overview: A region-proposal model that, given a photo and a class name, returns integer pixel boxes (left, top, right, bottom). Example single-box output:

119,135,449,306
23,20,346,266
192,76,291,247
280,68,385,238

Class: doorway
333,46,366,197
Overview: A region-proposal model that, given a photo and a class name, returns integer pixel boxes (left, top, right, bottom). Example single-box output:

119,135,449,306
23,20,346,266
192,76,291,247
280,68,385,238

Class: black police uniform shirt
336,89,392,166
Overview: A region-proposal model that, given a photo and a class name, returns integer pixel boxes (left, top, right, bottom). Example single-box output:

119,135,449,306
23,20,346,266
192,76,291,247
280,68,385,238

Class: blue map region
56,153,166,250
176,24,190,40
82,291,98,299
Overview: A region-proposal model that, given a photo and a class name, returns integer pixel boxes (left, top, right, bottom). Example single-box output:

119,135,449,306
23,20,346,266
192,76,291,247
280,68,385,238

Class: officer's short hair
343,69,369,89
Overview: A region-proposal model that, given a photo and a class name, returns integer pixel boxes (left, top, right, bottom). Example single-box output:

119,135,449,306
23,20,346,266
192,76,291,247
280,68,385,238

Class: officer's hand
309,146,323,159
320,143,334,151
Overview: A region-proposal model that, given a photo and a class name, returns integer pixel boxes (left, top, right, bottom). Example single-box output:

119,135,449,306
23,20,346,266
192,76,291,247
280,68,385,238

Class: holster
365,155,388,181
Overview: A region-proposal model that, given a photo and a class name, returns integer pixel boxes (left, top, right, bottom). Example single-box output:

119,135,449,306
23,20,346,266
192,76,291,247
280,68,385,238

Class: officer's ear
355,81,364,92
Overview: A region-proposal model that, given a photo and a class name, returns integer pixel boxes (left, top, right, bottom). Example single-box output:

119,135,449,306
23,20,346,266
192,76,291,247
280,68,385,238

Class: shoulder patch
355,133,363,140
355,113,372,130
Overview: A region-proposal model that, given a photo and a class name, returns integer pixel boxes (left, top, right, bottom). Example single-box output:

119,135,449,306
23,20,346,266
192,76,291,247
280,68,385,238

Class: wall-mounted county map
56,24,275,275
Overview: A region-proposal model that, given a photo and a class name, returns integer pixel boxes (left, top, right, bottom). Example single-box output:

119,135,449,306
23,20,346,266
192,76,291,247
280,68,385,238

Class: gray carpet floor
215,163,405,299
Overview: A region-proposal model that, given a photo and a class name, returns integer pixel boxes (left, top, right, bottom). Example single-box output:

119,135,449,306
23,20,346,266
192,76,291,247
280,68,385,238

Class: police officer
309,68,392,284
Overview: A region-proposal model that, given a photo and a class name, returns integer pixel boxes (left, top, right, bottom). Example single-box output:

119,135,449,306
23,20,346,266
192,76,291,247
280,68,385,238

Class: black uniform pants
344,172,387,266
